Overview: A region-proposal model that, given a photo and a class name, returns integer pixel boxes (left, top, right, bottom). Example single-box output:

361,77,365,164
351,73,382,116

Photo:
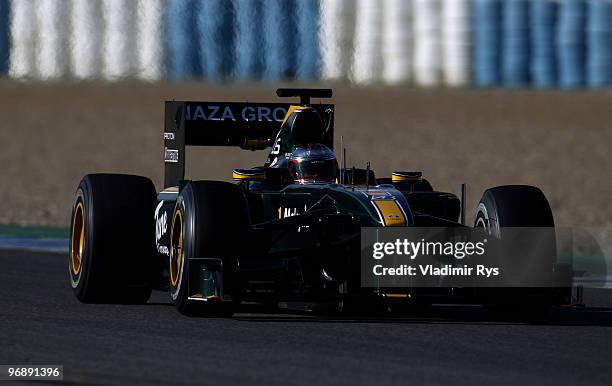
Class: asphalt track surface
2,249,612,386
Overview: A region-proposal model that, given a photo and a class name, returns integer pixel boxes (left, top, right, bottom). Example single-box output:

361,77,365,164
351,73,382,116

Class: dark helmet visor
288,144,338,184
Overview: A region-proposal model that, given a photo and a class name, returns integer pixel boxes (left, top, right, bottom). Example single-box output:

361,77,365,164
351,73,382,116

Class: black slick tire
69,174,156,303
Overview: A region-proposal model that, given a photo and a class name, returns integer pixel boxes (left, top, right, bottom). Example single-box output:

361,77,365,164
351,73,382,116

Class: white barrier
8,0,35,78
36,0,69,79
441,0,471,86
101,0,137,80
6,0,603,88
136,0,164,81
382,0,412,84
351,0,383,84
319,0,355,81
71,0,103,79
413,0,442,86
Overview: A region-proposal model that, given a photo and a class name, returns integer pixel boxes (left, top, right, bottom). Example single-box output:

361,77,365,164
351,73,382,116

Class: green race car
68,88,571,317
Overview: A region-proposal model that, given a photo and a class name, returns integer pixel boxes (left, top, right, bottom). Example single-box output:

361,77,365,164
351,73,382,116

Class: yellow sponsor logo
373,200,406,227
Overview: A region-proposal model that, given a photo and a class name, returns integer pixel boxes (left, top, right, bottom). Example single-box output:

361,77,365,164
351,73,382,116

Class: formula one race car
69,88,572,317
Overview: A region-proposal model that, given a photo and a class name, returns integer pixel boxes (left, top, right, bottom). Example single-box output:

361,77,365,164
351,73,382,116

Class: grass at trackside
0,224,69,239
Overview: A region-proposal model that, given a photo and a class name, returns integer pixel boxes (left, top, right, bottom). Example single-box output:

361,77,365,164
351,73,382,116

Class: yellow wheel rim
169,209,183,287
70,202,85,276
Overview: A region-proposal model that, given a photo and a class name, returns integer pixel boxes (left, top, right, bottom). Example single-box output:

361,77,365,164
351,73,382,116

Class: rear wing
164,101,334,188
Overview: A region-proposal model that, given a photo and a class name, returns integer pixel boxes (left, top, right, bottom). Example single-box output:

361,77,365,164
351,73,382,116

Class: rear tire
169,181,251,317
69,174,156,303
474,185,560,321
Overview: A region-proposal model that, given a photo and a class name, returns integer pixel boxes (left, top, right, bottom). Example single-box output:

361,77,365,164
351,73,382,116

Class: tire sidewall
475,195,500,237
69,189,84,289
169,195,189,306
69,183,95,299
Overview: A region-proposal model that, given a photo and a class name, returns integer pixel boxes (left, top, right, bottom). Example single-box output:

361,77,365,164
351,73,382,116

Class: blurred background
0,0,610,229
1,0,611,87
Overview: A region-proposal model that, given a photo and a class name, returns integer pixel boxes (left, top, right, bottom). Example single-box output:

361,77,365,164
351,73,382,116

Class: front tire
475,185,561,321
475,185,554,235
169,181,250,316
69,174,156,303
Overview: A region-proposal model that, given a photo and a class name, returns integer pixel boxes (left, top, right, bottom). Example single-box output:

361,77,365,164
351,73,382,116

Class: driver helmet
288,144,338,184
